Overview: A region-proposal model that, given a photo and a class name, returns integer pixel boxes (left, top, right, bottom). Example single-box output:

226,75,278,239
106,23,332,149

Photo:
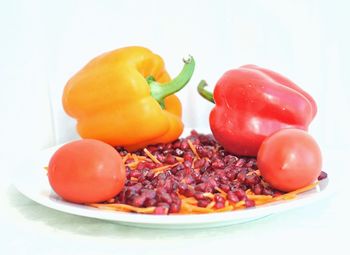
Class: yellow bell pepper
62,46,195,151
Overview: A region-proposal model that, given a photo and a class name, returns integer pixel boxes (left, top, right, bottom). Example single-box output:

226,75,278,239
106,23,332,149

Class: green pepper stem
197,80,215,103
147,56,195,109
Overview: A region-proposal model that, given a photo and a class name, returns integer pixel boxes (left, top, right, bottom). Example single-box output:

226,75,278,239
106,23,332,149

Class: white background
0,0,349,254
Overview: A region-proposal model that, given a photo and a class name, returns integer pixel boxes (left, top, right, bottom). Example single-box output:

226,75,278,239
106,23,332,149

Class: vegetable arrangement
47,46,326,215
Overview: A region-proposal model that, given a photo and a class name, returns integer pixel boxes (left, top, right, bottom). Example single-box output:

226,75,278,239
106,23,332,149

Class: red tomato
257,129,322,192
48,139,125,203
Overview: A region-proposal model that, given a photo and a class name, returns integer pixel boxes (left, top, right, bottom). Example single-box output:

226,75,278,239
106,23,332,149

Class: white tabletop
1,148,348,255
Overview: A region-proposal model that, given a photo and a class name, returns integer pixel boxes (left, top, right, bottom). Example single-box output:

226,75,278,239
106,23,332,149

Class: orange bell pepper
62,46,195,151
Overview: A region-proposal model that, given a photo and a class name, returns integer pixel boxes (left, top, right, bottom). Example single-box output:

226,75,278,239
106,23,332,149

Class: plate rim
14,177,330,225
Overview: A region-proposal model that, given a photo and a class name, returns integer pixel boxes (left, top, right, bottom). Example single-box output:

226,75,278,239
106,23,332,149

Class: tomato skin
257,129,322,192
48,139,125,204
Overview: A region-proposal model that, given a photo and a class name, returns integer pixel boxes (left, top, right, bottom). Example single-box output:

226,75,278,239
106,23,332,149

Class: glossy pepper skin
198,65,317,156
63,46,195,151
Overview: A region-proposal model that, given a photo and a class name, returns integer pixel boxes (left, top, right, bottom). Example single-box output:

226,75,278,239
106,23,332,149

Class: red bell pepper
198,65,317,156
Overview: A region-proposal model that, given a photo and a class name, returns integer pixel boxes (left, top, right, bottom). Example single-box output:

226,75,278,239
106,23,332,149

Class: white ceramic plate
13,132,331,229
